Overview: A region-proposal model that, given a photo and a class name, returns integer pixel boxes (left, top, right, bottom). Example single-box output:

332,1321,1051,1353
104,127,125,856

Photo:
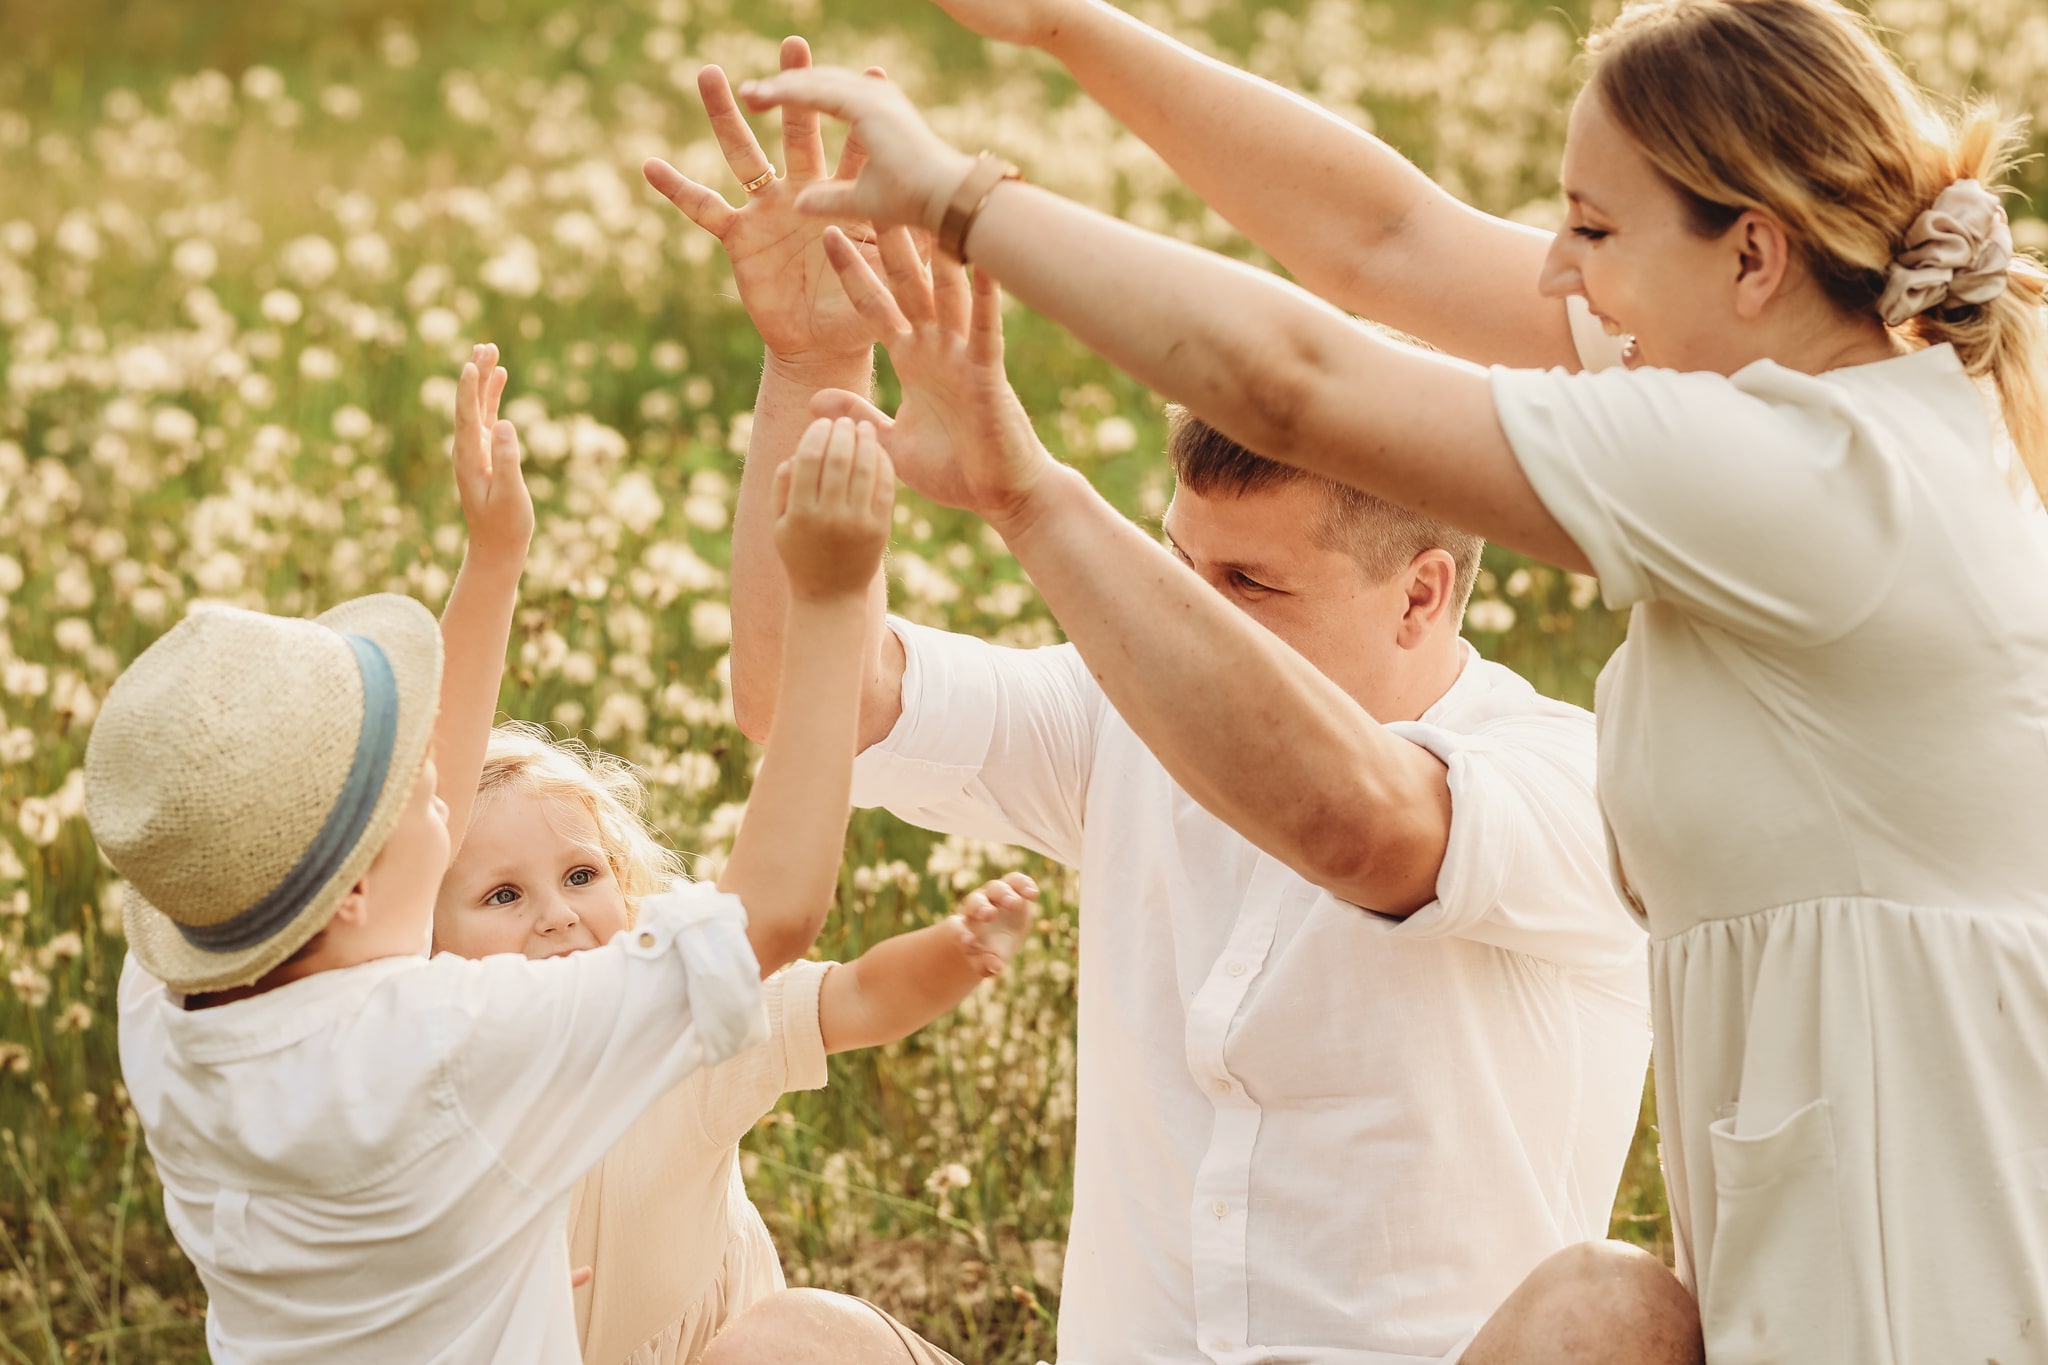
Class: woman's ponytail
1900,112,2048,502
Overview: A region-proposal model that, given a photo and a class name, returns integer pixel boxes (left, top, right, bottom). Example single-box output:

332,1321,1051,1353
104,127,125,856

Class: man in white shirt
649,61,1659,1365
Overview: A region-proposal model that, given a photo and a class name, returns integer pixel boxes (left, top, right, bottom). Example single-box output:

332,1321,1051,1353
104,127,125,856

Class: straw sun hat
84,594,443,993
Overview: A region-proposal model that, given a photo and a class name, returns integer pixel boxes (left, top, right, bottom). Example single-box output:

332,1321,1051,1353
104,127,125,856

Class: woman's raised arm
740,68,1592,572
925,0,1578,369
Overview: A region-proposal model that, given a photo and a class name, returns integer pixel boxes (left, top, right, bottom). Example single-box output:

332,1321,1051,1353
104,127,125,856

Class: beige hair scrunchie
1877,179,2014,326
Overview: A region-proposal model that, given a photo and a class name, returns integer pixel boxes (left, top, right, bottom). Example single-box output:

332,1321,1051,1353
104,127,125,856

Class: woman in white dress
733,0,2048,1360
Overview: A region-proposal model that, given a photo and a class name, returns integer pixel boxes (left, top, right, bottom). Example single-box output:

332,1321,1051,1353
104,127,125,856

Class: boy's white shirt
117,881,766,1365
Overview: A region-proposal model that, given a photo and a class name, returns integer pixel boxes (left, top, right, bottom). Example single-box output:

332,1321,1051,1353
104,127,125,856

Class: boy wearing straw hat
87,347,898,1363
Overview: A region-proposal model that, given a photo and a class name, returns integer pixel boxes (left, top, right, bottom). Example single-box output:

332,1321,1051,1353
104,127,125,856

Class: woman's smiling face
1538,88,1760,376
433,788,631,960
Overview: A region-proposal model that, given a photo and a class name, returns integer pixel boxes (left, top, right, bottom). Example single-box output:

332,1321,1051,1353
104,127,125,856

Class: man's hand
772,416,896,603
950,872,1038,978
925,0,1078,48
810,226,1055,533
644,39,897,372
451,342,532,563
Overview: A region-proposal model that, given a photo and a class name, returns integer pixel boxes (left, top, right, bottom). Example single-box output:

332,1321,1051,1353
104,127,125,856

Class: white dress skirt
1494,343,2048,1364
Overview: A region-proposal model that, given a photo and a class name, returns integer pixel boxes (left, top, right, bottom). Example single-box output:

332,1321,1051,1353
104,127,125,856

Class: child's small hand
452,342,534,564
951,872,1038,978
772,416,895,602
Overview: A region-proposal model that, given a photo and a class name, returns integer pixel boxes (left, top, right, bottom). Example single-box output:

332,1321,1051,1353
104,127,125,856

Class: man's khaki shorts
852,1298,966,1365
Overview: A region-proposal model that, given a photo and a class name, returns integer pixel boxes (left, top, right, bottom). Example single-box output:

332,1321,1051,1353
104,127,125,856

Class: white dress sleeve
1491,360,1913,642
439,881,767,1196
850,617,1101,866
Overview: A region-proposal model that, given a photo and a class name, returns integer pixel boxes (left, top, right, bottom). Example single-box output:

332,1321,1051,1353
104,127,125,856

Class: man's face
1162,481,1423,720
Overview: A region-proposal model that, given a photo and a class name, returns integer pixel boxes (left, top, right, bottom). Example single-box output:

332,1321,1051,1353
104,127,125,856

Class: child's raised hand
772,416,896,602
951,872,1038,978
452,342,534,563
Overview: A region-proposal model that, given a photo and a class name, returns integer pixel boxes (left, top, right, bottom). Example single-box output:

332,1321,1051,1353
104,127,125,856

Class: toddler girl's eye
1571,226,1610,242
485,886,520,908
566,867,597,887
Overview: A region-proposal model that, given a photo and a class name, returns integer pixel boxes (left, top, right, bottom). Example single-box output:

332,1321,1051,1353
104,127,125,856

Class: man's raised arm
644,42,903,746
817,232,1451,915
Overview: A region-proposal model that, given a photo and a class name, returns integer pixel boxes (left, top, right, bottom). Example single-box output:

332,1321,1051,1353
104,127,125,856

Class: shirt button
1212,1200,1228,1218
1227,960,1246,977
637,931,656,948
1212,1078,1230,1095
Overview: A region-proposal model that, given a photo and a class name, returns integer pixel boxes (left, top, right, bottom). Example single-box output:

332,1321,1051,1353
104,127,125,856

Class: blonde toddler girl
433,724,1033,1364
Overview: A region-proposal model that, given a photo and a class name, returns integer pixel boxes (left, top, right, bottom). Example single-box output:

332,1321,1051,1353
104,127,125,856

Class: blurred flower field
2,0,2044,1358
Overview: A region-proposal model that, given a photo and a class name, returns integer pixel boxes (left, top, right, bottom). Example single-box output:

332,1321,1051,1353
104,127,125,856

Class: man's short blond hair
1165,405,1485,613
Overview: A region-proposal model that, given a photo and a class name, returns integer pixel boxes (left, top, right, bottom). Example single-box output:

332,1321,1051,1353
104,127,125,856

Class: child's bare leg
1463,1241,1703,1365
702,1289,955,1365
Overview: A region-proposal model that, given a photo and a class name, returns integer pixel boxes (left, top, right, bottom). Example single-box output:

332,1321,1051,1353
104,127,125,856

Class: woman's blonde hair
473,721,685,923
1587,0,2048,498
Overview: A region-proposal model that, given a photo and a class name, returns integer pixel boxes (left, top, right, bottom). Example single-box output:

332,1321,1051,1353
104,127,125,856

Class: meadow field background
3,0,2045,1358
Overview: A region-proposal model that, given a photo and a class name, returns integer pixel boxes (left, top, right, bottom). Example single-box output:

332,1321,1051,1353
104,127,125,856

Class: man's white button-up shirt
118,883,765,1364
852,620,1649,1365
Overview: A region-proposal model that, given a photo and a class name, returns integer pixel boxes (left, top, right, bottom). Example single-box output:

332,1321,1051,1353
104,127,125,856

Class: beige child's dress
568,959,833,1365
1493,343,2048,1365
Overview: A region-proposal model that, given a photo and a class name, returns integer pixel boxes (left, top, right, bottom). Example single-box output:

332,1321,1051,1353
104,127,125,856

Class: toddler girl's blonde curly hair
473,721,686,924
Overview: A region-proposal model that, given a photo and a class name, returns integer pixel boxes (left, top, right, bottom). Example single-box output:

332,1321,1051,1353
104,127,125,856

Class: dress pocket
1699,1098,1855,1365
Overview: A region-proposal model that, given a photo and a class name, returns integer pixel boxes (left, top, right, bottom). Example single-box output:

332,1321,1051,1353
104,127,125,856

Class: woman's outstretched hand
808,224,1054,534
737,67,976,238
642,40,893,371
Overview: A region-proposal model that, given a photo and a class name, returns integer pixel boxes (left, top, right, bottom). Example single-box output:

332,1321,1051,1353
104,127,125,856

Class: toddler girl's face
432,789,631,960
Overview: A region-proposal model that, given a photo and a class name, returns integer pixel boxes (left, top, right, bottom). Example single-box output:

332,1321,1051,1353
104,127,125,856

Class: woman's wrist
921,147,985,239
938,155,1024,261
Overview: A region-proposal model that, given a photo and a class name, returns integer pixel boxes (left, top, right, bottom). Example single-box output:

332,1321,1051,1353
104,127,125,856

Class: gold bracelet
937,152,1023,263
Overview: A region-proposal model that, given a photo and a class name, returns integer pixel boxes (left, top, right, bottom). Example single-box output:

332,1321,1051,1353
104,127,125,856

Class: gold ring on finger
741,165,778,195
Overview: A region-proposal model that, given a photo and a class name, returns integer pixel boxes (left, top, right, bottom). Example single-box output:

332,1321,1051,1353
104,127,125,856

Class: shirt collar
156,954,427,1065
1417,638,1487,727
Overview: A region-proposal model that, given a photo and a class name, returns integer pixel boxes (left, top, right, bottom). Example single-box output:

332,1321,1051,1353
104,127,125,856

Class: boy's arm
818,873,1036,1052
448,880,767,1200
435,343,533,854
717,417,896,977
922,0,1575,371
642,46,904,748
